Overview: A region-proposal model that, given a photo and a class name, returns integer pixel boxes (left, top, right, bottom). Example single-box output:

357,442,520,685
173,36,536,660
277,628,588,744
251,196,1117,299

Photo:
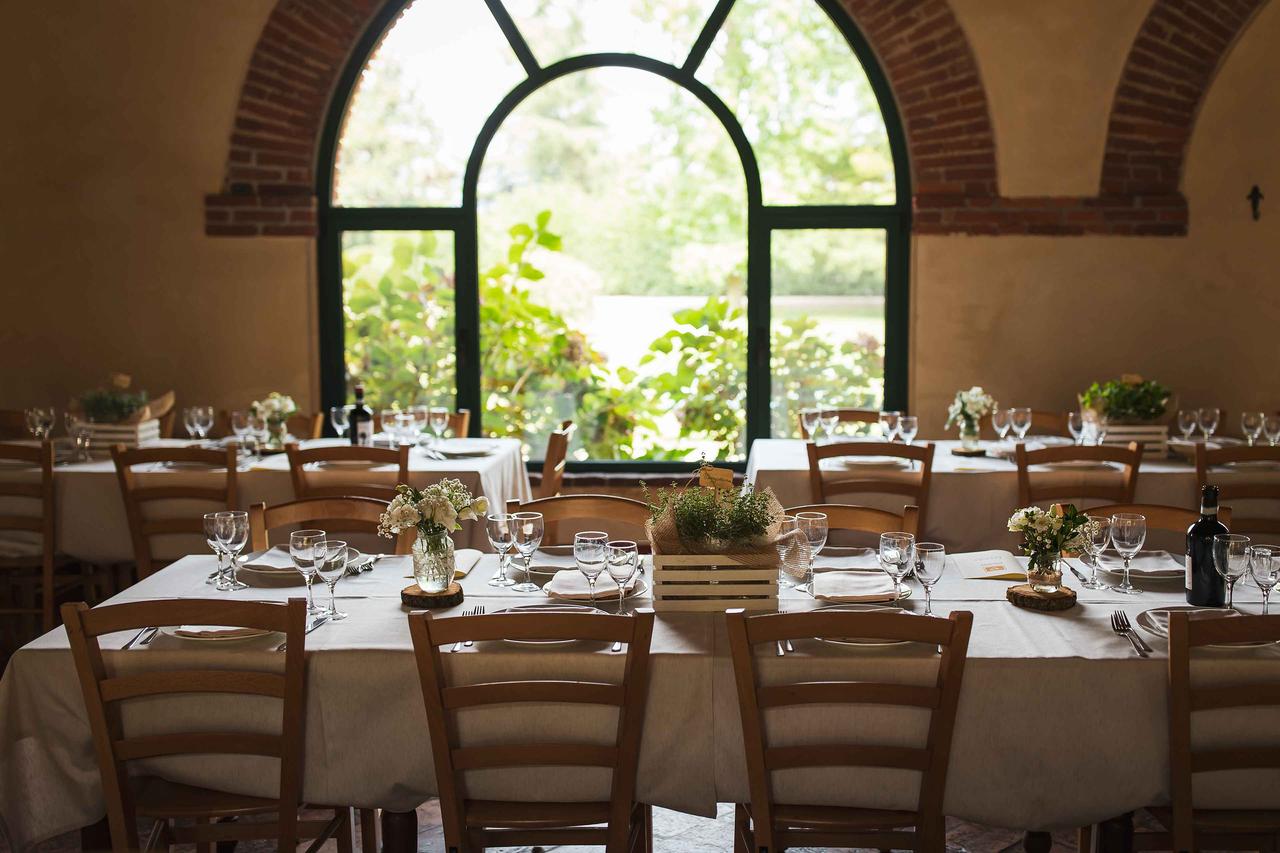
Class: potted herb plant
1078,374,1171,456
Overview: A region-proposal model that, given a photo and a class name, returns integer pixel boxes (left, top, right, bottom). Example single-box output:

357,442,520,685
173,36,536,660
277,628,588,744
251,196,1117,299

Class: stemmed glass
204,512,228,588
380,409,398,443
1010,408,1033,442
818,408,839,443
991,409,1011,444
794,511,828,594
411,405,430,442
1264,414,1280,447
330,406,350,440
429,406,450,443
25,408,54,440
214,511,249,590
574,531,608,605
605,540,639,612
485,513,517,588
914,542,945,616
192,406,214,441
1080,515,1112,590
1248,544,1280,614
800,408,820,441
1213,533,1250,610
1198,408,1220,440
775,514,801,588
230,410,253,454
1176,409,1198,441
879,531,916,600
1067,412,1085,446
64,413,91,461
313,539,349,621
183,408,199,439
1109,513,1147,595
1241,412,1264,446
290,529,327,614
878,410,901,442
899,416,919,446
510,511,544,593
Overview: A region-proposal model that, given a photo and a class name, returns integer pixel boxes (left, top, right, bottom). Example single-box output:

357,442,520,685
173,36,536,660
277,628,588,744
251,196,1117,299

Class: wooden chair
285,441,410,502
61,597,365,852
1131,612,1280,851
538,420,576,499
0,441,77,633
727,608,973,853
0,409,28,440
1085,502,1233,534
111,444,239,579
786,503,920,538
249,496,413,554
505,494,650,547
408,608,656,852
287,412,325,440
1015,441,1143,508
1195,443,1280,535
794,408,879,438
806,441,935,534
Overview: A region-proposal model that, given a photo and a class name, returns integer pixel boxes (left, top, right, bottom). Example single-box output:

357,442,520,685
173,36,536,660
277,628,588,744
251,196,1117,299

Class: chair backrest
61,598,308,852
806,441,935,534
538,420,577,499
1084,502,1233,535
1195,443,1280,535
286,413,325,441
0,441,56,630
785,503,920,538
248,497,412,554
505,493,651,546
0,409,28,440
408,609,655,852
285,442,410,502
111,444,239,578
1167,612,1280,851
1014,441,1142,507
727,608,972,852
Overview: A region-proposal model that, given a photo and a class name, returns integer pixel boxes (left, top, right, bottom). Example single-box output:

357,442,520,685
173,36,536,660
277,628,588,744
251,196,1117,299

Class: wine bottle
1186,484,1228,606
349,384,373,447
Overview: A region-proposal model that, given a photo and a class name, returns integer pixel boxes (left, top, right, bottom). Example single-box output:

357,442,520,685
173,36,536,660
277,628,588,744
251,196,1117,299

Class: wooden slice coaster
401,582,464,609
1007,583,1077,611
950,447,987,457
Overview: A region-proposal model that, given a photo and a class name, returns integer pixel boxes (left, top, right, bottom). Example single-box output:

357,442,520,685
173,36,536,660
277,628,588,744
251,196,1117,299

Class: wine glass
1248,544,1280,614
192,406,214,441
1213,533,1250,610
991,408,1011,443
1241,411,1264,447
800,408,820,441
1198,407,1220,440
485,513,517,588
290,529,326,614
1176,409,1198,441
879,531,916,600
182,407,199,439
1080,515,1112,590
794,511,828,594
429,406,450,442
1010,408,1033,442
313,539,349,621
605,540,639,612
330,406,350,440
411,405,430,442
574,531,608,604
380,409,398,443
818,408,839,444
915,542,945,616
203,512,228,588
1109,513,1147,595
25,407,55,441
1067,412,1085,446
1264,414,1280,447
898,416,919,446
510,511,544,593
878,410,901,442
774,514,802,588
214,511,249,591
64,412,91,462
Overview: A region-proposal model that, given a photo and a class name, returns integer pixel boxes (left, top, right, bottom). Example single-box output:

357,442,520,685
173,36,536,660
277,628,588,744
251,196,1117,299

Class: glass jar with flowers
378,480,488,592
945,386,996,451
250,392,297,450
1008,504,1099,593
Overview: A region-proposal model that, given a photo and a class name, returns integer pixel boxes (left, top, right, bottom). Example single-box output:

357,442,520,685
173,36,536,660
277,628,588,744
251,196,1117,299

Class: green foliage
644,469,777,548
1079,377,1170,423
78,389,149,424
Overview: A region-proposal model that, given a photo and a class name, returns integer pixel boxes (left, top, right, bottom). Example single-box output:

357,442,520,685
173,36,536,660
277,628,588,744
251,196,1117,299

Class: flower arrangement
380,480,489,592
945,386,996,433
1079,374,1170,424
250,392,297,427
1008,504,1100,572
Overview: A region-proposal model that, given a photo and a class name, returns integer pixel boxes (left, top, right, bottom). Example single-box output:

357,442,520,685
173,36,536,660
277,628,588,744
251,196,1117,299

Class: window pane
503,0,721,67
698,0,895,205
342,231,456,408
771,229,885,438
333,1,525,207
478,67,747,462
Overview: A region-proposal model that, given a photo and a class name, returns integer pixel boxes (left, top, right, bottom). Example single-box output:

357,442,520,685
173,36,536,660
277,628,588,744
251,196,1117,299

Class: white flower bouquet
378,479,489,541
1008,504,1099,572
250,392,297,427
945,385,996,434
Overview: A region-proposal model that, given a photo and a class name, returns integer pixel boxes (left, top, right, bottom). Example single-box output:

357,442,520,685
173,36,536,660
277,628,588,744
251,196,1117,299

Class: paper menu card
953,550,1025,580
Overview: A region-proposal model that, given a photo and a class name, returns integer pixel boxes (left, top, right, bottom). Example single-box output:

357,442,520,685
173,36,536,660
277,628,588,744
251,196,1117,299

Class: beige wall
0,1,1275,439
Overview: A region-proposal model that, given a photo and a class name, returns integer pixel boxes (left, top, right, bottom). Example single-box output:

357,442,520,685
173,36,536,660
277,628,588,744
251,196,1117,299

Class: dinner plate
311,459,381,470
812,602,911,647
827,457,909,470
492,602,607,645
160,625,275,642
1096,551,1184,580
543,577,649,604
432,439,497,458
1133,605,1273,648
1038,460,1116,470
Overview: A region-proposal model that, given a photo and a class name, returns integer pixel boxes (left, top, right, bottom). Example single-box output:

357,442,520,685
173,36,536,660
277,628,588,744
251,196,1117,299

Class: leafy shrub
1079,376,1170,423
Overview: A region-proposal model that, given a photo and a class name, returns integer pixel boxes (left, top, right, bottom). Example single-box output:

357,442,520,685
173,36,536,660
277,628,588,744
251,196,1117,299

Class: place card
953,549,1025,580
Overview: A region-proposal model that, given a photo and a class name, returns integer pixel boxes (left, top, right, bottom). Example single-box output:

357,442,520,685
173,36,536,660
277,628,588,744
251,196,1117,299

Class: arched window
319,0,909,468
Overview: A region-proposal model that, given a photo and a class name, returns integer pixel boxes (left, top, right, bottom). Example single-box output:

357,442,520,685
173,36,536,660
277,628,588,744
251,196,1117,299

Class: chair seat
771,803,918,831
464,799,612,829
133,776,280,819
1148,805,1280,832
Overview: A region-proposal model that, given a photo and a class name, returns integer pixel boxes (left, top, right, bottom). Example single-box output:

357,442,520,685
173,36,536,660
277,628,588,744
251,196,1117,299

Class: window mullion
482,0,541,76
682,0,736,75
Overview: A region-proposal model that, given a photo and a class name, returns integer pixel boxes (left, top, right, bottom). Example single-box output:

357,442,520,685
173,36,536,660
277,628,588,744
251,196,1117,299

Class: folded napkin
1097,550,1182,575
525,551,579,572
953,550,1025,580
172,625,268,640
242,548,297,573
454,548,482,579
814,551,880,571
544,570,639,601
812,571,898,603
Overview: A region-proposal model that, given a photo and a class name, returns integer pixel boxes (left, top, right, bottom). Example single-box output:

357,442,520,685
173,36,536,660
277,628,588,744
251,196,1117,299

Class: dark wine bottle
349,384,373,447
1186,484,1227,606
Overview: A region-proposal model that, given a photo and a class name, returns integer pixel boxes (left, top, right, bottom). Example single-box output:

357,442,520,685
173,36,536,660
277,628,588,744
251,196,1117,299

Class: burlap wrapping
645,486,787,568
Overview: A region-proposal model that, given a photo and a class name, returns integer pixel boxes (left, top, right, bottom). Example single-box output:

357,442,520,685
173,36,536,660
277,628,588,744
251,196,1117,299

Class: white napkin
526,551,579,572
1097,550,1182,575
812,571,898,603
544,570,638,601
454,548,482,579
954,550,1025,580
242,548,297,573
172,625,267,640
814,551,880,571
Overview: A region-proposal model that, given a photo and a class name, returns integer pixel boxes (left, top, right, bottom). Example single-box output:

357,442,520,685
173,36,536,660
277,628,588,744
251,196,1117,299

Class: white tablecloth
0,439,532,562
746,439,1280,551
3,552,1277,850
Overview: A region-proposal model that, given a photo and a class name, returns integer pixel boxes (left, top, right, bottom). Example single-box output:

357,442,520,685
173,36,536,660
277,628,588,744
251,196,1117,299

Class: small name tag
698,465,735,490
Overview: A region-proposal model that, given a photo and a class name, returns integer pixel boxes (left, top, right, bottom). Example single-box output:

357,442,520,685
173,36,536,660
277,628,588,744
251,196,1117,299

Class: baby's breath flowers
378,479,489,540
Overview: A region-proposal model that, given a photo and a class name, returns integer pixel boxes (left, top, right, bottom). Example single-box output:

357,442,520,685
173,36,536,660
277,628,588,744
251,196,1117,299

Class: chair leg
1078,824,1093,853
335,807,355,853
358,808,380,853
734,804,753,853
195,817,212,853
643,803,653,853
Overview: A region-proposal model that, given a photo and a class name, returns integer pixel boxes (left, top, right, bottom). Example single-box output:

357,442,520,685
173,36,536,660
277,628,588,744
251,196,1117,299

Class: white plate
1096,551,1184,580
160,625,275,642
812,602,911,646
433,439,497,458
1133,605,1275,648
1038,460,1116,470
492,602,608,645
311,459,380,470
828,457,909,470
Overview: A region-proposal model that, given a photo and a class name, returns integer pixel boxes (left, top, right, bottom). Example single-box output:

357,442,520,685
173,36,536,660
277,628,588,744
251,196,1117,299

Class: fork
1115,610,1153,654
464,605,485,647
1111,611,1149,657
452,606,481,652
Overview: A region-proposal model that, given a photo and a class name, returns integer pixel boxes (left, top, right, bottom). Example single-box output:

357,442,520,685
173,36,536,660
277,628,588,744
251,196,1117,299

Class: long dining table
2,548,1277,851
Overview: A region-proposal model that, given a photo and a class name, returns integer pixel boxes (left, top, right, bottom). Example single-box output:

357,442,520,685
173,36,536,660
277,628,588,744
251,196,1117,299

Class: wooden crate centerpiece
651,553,779,612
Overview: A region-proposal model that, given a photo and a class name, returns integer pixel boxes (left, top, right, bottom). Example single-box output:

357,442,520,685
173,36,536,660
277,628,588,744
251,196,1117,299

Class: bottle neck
1200,503,1218,519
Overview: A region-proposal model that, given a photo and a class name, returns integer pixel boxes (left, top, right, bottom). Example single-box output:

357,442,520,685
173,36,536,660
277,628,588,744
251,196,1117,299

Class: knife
276,615,329,651
1125,624,1154,654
